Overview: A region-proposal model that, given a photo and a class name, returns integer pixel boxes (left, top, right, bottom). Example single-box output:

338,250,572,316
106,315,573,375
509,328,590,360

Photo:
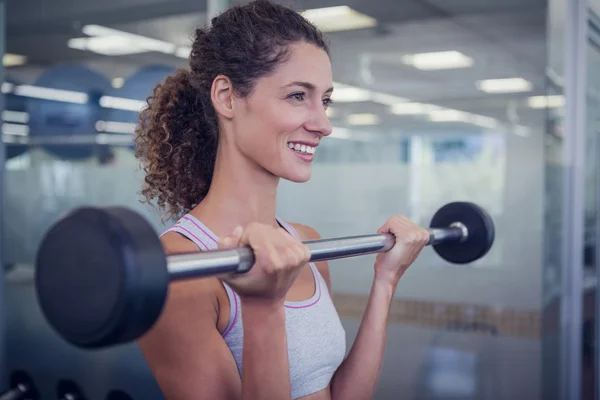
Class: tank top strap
160,214,220,251
275,217,324,282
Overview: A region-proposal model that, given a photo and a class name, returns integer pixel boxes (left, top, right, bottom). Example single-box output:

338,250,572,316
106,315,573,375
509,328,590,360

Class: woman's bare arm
136,232,292,400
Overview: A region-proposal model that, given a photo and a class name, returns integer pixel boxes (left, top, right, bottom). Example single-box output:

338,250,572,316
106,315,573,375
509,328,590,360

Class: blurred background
0,0,598,398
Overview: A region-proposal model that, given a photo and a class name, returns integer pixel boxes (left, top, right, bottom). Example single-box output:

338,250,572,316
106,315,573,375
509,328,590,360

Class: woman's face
231,42,333,183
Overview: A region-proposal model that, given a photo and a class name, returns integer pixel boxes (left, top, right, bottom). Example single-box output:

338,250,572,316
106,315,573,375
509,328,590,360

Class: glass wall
583,7,600,400
0,0,581,398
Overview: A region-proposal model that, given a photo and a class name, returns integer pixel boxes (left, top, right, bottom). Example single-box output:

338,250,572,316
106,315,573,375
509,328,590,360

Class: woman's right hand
217,223,311,304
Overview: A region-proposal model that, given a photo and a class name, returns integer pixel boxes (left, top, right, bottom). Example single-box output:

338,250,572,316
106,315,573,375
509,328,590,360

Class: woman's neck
190,145,280,238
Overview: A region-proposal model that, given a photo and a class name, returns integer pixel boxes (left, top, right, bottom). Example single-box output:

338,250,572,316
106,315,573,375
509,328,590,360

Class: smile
287,142,316,155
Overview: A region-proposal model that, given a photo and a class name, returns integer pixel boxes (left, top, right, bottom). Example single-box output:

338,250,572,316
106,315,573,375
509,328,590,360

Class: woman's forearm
330,279,397,400
240,298,291,400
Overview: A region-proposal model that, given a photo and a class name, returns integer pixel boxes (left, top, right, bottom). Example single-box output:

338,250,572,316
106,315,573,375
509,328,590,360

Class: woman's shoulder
159,231,224,319
286,222,332,292
160,230,202,255
287,222,322,240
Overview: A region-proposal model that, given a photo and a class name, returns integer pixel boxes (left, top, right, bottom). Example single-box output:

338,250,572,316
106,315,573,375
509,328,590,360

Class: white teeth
287,142,316,155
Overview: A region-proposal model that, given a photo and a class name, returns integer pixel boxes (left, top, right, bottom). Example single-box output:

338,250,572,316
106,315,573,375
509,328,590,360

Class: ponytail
134,68,218,221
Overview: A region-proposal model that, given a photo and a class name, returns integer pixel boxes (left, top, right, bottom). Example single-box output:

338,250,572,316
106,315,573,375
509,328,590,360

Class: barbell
34,201,494,350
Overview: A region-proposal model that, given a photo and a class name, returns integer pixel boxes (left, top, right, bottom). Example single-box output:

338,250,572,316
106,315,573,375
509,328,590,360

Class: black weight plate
429,202,495,264
35,206,168,349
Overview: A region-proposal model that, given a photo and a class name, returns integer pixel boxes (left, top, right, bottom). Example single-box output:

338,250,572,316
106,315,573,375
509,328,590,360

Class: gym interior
0,0,597,398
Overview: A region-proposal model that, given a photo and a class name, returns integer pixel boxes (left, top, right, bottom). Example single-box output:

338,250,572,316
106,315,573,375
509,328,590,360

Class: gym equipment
106,391,133,400
34,201,494,349
3,79,29,160
0,371,39,400
100,65,176,151
27,64,111,160
57,380,86,400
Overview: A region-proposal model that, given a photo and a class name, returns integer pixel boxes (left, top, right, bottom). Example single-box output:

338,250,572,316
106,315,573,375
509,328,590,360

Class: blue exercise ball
27,64,112,160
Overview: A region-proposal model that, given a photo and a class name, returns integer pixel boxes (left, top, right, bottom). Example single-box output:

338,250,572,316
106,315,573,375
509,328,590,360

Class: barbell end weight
34,207,170,349
429,202,495,264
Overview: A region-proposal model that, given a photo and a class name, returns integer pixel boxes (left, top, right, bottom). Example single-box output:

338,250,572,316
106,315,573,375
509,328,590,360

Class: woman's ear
211,75,235,119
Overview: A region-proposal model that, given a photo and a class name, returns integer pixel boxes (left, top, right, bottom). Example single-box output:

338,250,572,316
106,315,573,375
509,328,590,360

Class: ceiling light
331,86,371,103
469,114,500,129
69,37,153,56
82,25,176,54
3,110,29,124
301,6,377,32
402,51,473,71
346,113,380,125
3,54,27,67
176,47,192,59
112,78,125,89
330,126,375,142
370,92,409,105
390,102,437,115
70,24,177,57
326,107,337,118
100,96,146,112
96,120,137,134
2,123,29,136
14,85,88,104
428,109,470,122
476,78,533,93
2,83,14,93
330,127,352,139
95,134,135,145
527,95,565,108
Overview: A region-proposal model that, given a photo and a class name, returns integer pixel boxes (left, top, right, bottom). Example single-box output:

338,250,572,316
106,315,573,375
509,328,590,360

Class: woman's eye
323,98,333,108
288,92,306,101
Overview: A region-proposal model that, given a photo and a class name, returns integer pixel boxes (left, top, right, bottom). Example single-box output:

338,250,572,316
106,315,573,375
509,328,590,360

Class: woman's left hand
374,215,430,286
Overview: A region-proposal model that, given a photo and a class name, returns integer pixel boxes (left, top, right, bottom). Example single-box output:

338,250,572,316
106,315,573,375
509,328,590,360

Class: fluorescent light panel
4,53,27,67
402,51,473,70
428,109,469,122
390,102,438,115
331,86,371,103
82,25,176,54
2,123,29,136
70,25,190,58
301,6,377,32
14,85,88,104
346,113,380,125
3,110,29,124
112,78,125,89
100,96,147,112
176,47,192,59
96,120,137,134
2,83,14,94
477,78,533,93
527,95,565,108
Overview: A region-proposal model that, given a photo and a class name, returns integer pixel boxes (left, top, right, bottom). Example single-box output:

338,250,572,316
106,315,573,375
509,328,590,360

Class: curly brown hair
134,0,329,221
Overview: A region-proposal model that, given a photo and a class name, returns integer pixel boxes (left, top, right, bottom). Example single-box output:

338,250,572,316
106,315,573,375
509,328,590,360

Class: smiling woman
132,1,429,399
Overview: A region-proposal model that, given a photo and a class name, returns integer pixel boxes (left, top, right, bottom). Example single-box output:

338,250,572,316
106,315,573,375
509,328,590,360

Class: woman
134,1,429,399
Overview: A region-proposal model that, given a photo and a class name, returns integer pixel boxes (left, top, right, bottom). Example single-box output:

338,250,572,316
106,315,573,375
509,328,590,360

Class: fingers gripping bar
168,224,467,280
